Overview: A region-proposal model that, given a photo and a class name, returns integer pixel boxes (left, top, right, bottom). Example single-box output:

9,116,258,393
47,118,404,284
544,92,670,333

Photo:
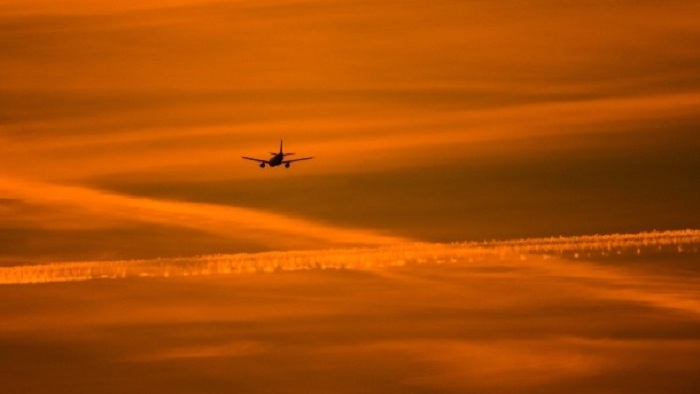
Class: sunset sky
2,3,700,393
2,0,700,262
2,233,700,393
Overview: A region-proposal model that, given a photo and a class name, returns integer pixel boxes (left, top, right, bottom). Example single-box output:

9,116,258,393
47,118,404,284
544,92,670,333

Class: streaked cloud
1,232,699,393
4,230,699,319
2,91,699,184
129,340,268,362
1,2,699,391
2,1,699,91
0,176,408,254
1,0,698,258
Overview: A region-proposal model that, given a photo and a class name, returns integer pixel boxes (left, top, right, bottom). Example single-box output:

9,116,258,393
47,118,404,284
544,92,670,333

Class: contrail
1,230,697,285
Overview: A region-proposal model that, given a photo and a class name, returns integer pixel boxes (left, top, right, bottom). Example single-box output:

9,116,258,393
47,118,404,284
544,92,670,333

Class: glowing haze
1,2,700,392
2,0,699,262
2,231,700,393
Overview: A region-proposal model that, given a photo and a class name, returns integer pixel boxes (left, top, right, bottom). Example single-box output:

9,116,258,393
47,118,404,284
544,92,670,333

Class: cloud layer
1,0,699,260
0,176,407,260
1,230,699,393
2,3,699,392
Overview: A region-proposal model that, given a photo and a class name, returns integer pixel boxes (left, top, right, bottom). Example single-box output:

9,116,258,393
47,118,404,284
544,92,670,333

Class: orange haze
2,1,699,261
1,2,700,391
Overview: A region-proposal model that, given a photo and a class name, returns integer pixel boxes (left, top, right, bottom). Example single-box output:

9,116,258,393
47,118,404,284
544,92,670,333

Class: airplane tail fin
280,139,283,153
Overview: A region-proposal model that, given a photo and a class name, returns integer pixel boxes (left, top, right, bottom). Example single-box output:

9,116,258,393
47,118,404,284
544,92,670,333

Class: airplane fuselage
242,140,313,169
267,153,284,167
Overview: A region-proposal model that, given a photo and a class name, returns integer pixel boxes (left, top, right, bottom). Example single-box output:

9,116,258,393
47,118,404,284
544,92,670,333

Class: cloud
326,338,607,389
2,229,699,393
2,0,699,182
129,340,268,362
2,0,700,92
1,4,699,391
3,228,699,320
2,90,698,184
0,176,409,252
323,337,700,392
1,0,698,260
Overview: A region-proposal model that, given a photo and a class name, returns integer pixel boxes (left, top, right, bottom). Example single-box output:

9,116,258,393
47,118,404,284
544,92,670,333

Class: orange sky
1,3,700,391
1,0,700,262
1,235,699,393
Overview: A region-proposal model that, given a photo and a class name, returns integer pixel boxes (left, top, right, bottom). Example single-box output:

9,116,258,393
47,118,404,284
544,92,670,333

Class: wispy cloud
1,0,699,260
4,229,699,319
2,229,699,393
0,176,408,252
1,3,699,392
2,91,699,183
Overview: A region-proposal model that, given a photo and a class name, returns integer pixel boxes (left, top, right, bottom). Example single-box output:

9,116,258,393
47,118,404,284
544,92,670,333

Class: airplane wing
241,156,268,163
283,157,313,164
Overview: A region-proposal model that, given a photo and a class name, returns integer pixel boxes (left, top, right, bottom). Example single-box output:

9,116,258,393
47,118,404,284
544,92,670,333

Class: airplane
242,140,314,168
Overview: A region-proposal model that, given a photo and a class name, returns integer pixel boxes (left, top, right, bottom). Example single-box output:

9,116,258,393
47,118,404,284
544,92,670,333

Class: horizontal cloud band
1,230,697,285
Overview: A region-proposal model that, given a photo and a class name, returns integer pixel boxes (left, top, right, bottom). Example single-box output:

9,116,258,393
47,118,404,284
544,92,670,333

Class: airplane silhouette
242,140,314,168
